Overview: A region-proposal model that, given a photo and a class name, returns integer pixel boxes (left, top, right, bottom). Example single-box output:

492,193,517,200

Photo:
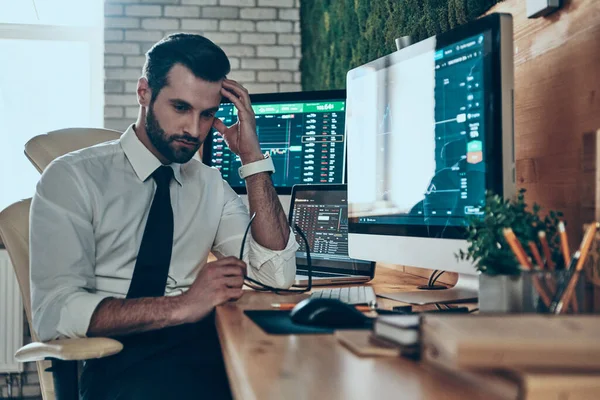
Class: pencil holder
478,270,586,314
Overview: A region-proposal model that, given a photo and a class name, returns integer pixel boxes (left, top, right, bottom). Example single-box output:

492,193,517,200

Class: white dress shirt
30,125,298,341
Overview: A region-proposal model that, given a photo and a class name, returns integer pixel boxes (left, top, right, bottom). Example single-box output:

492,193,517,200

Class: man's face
145,64,223,164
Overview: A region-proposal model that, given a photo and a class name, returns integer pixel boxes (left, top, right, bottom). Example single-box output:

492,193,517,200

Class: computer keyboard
310,286,377,305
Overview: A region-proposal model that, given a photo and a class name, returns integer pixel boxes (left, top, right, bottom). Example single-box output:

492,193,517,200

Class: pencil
538,231,555,270
549,251,580,313
526,240,553,307
555,222,599,314
503,228,532,269
549,250,581,313
573,222,599,272
554,259,581,314
504,229,552,308
528,241,545,269
271,303,373,312
558,221,571,268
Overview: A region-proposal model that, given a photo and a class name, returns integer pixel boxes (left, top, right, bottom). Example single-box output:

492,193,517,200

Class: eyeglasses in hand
239,213,312,294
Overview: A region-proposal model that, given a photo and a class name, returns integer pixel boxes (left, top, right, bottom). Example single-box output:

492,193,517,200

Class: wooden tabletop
216,266,489,400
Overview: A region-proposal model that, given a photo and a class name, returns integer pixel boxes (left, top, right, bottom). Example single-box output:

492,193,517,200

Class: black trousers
79,312,232,400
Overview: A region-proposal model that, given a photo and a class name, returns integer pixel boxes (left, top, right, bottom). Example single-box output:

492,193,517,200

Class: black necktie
127,166,174,299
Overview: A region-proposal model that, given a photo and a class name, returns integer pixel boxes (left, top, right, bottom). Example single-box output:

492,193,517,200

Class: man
29,33,298,399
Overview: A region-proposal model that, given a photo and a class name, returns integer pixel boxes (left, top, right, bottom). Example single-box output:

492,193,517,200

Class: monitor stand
377,273,478,305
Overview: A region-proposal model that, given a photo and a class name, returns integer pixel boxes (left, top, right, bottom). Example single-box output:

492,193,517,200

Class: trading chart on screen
207,100,346,189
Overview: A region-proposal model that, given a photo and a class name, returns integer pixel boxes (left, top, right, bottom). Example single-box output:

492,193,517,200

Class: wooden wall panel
384,0,600,285
488,0,600,244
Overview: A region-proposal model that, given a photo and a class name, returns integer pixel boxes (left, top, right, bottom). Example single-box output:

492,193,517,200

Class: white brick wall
104,0,302,132
0,312,42,400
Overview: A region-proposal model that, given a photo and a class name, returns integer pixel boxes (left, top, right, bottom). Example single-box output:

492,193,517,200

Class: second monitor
203,90,347,194
346,13,515,304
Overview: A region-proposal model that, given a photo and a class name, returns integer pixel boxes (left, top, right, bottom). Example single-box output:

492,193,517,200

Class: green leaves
300,0,501,90
456,189,565,275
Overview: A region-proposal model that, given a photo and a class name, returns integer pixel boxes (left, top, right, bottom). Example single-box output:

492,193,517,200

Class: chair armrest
15,338,123,362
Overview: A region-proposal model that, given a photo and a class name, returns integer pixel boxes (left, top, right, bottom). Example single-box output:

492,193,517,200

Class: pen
558,221,571,268
538,231,555,270
555,222,599,314
271,303,373,312
549,251,580,313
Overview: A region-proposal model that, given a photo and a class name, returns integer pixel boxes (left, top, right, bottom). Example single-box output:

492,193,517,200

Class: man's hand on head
212,79,264,165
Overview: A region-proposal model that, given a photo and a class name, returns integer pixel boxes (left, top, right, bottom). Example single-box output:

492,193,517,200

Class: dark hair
143,33,230,102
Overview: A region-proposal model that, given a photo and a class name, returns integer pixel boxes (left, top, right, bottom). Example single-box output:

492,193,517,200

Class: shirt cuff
57,292,111,338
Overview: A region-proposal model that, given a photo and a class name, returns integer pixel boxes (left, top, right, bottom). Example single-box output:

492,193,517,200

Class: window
0,1,103,212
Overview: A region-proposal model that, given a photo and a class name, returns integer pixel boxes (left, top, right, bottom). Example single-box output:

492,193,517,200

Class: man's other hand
180,256,246,323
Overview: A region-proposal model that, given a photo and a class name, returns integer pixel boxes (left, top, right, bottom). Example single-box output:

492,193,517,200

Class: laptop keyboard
310,286,377,305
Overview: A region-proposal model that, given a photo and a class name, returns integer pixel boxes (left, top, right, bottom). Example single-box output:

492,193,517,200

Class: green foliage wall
300,0,501,90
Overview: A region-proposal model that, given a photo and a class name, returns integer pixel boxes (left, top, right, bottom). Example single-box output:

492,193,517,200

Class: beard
145,104,202,164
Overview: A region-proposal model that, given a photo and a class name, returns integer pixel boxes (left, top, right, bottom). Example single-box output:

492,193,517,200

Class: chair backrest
25,127,122,173
0,199,56,399
0,199,35,339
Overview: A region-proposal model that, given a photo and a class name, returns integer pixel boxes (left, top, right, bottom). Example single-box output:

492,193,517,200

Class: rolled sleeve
30,160,107,341
246,226,298,289
212,181,298,289
57,292,110,339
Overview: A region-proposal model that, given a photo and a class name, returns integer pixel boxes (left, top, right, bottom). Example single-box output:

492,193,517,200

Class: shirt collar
120,124,183,186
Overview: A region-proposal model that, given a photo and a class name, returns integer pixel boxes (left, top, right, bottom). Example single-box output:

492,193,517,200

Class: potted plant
456,189,564,312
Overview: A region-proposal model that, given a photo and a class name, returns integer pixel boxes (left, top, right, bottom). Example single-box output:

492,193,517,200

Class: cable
468,308,479,313
428,270,438,286
240,213,313,294
419,270,446,290
431,270,445,286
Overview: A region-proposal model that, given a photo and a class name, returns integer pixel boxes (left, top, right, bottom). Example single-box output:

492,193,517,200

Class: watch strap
238,155,275,179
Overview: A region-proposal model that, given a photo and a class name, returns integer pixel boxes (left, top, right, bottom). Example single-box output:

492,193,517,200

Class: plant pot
478,273,538,313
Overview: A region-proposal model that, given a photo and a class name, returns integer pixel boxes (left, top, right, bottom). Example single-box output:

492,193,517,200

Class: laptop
289,184,376,286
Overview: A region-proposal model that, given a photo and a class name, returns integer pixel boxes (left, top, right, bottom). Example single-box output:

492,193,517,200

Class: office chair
0,127,124,400
24,127,122,173
0,199,123,400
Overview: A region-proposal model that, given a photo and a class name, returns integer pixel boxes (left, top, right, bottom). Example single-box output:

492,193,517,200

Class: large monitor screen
347,16,509,239
202,90,347,194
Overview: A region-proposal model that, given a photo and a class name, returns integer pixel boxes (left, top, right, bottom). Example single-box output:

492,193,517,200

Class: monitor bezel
346,13,508,240
202,89,347,195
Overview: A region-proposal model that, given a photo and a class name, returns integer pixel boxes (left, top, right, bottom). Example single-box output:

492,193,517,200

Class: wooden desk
216,266,489,400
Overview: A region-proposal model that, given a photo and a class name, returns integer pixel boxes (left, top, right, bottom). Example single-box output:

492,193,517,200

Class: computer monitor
346,13,515,304
289,184,375,286
202,90,347,201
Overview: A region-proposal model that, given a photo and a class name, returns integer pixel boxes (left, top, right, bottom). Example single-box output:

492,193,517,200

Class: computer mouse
289,298,369,328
